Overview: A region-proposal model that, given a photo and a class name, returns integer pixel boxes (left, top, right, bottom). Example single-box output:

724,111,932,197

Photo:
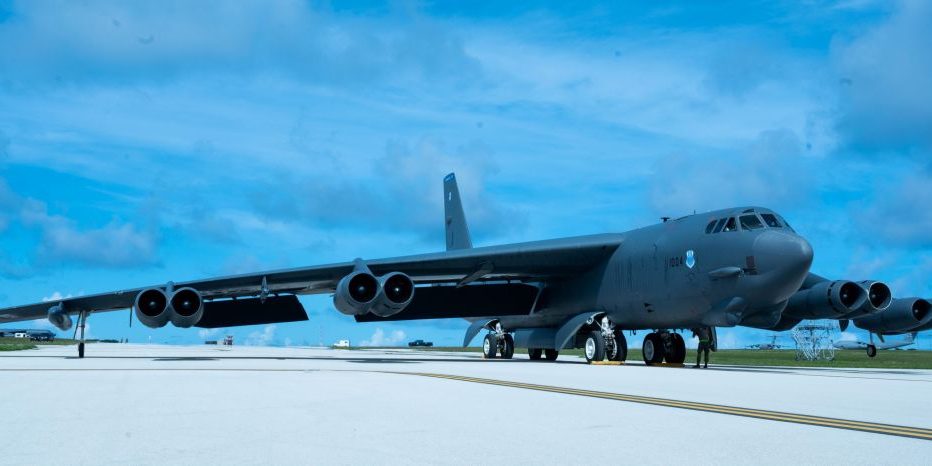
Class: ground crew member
693,327,711,368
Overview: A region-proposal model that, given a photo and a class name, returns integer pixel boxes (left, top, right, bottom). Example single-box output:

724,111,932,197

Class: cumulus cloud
360,327,406,347
42,291,73,302
20,198,159,268
252,139,525,242
245,324,277,346
832,0,932,151
197,328,220,340
0,0,482,88
648,129,811,215
858,169,932,247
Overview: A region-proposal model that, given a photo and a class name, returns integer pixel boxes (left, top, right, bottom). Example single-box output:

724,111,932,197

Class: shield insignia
685,250,696,269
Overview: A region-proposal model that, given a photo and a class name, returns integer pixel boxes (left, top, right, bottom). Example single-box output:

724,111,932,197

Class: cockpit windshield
704,210,796,234
740,214,764,230
760,213,781,228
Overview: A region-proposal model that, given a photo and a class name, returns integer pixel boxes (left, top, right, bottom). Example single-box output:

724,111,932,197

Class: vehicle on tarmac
0,174,927,361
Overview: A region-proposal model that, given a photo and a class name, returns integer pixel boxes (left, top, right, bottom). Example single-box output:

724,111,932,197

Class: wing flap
195,295,308,328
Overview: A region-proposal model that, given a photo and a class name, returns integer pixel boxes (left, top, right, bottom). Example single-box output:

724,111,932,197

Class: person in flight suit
693,327,712,368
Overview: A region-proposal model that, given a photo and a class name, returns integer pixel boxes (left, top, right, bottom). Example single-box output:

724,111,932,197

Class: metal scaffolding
792,320,837,361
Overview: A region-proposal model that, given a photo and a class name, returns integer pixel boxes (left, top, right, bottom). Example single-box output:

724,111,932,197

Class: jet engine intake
782,280,866,319
334,271,381,315
47,304,72,331
370,272,415,317
169,287,204,328
848,280,892,316
853,298,931,334
134,288,171,328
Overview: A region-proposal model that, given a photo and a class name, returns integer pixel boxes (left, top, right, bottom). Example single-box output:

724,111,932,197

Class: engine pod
169,287,204,328
854,298,931,334
134,288,171,329
46,304,73,332
334,271,380,315
370,272,414,318
783,280,866,319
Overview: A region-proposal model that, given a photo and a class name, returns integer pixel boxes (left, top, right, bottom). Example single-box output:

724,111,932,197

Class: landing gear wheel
866,344,877,358
78,342,85,359
608,330,627,361
544,349,559,361
665,333,686,364
584,331,606,363
482,334,497,359
528,348,543,360
501,334,515,359
642,333,665,365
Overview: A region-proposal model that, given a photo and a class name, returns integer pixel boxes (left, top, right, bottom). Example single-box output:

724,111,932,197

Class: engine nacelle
47,304,72,332
370,272,415,318
783,280,866,319
169,287,204,328
334,271,381,315
854,298,931,334
134,288,171,329
846,280,892,317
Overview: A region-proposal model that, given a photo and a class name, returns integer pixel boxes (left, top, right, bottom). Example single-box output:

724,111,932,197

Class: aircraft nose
752,230,814,295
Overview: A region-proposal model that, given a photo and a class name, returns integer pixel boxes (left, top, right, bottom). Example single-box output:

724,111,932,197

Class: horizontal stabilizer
355,283,538,322
196,295,308,328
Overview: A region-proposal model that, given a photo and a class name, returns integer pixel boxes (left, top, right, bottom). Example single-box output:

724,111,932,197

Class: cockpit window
740,214,764,230
705,220,716,234
722,217,737,232
760,213,781,228
712,218,726,233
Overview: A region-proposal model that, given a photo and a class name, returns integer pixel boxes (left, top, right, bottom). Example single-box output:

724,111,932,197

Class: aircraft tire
866,344,877,358
544,349,559,361
528,348,543,360
665,333,686,364
501,334,515,359
642,333,665,365
608,330,627,361
483,334,497,359
584,331,606,363
78,342,85,359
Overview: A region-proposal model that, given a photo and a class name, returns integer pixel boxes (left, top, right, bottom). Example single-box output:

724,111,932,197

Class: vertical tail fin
444,173,472,250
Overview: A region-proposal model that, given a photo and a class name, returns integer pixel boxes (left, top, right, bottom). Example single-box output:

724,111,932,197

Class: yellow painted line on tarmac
392,371,932,441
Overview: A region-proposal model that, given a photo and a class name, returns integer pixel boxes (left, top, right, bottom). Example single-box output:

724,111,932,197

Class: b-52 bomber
1,174,929,360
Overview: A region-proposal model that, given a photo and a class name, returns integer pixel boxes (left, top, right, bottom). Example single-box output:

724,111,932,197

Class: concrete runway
1,344,930,465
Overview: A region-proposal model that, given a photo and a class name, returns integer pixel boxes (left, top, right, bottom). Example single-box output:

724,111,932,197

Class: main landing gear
482,323,515,359
641,330,686,365
582,316,627,364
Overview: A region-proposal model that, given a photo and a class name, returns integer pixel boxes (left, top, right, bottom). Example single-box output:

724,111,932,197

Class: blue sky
1,0,930,349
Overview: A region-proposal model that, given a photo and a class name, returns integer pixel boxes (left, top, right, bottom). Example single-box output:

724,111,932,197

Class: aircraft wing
0,234,623,325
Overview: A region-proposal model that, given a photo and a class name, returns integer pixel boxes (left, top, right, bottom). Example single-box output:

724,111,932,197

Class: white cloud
42,291,73,302
245,325,277,346
197,328,220,340
360,328,407,347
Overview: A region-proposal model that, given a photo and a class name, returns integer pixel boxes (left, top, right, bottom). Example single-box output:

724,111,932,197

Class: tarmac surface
1,344,930,465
